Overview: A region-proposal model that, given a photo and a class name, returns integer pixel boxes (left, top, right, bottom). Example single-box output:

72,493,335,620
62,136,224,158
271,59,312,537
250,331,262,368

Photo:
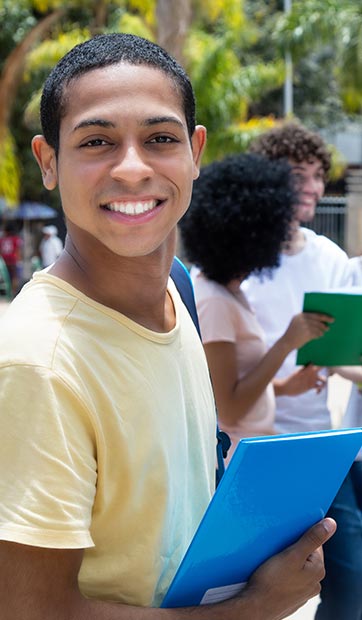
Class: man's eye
293,174,305,184
81,138,110,147
148,135,177,144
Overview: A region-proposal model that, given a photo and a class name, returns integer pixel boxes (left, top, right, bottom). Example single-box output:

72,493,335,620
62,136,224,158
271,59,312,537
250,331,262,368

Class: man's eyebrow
72,116,184,132
142,116,184,129
291,162,324,171
72,119,116,132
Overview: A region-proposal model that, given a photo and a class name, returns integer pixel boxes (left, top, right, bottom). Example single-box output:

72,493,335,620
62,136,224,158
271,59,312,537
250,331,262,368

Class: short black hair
180,153,296,285
40,33,196,154
250,121,331,178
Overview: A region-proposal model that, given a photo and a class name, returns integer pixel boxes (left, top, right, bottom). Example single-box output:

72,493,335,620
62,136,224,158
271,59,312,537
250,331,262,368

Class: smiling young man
244,122,362,620
0,36,336,619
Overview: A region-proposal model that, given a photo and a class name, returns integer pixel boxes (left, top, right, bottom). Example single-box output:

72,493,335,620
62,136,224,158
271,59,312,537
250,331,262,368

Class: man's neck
282,223,306,256
49,235,177,333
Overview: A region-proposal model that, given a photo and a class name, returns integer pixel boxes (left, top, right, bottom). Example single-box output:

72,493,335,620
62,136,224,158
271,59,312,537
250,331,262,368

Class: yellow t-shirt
0,272,216,607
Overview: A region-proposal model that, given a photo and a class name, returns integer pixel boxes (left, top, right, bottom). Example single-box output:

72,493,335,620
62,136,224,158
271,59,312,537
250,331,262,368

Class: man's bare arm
0,518,336,620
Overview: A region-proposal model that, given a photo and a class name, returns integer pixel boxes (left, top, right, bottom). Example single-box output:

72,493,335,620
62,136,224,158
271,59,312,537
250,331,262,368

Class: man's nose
302,176,322,195
110,145,153,183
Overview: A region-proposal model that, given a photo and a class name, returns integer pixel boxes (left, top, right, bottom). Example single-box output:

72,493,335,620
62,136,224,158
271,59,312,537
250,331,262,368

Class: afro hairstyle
179,153,296,285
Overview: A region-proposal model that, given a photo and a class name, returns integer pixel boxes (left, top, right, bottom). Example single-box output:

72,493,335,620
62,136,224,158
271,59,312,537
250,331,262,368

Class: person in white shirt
39,225,63,267
341,257,362,509
243,121,362,620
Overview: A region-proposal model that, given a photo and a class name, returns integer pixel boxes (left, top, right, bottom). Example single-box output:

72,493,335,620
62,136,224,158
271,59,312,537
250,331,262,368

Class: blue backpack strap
170,256,230,485
170,256,201,336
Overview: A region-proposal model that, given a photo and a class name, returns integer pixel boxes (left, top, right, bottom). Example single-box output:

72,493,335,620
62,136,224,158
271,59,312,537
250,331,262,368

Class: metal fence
304,195,347,250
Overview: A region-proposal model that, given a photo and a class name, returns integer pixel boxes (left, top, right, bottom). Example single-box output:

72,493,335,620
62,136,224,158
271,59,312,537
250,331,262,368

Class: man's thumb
295,518,336,557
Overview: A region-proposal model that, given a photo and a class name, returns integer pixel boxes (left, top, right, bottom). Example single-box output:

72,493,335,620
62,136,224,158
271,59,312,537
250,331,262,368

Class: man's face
34,63,205,260
289,158,325,224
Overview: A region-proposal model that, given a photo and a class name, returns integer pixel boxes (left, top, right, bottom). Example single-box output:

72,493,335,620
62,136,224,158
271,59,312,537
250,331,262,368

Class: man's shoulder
303,228,347,259
0,275,78,367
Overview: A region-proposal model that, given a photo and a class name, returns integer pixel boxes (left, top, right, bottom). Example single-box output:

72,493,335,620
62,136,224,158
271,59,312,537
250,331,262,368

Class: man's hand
240,518,336,620
0,519,336,620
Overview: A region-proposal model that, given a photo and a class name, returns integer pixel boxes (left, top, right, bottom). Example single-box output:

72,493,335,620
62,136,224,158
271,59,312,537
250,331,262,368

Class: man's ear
31,135,58,190
191,125,207,180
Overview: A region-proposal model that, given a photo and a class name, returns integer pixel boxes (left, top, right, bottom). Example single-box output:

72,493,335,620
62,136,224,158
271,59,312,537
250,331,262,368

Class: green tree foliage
0,130,20,207
182,1,286,161
1,0,358,208
275,0,362,114
0,1,65,206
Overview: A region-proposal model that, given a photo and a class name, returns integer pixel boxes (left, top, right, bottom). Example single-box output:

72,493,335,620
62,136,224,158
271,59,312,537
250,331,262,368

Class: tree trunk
92,0,108,34
0,9,65,152
156,0,192,64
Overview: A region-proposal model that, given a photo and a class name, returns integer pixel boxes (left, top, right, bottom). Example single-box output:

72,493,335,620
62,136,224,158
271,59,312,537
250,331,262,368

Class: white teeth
107,200,158,215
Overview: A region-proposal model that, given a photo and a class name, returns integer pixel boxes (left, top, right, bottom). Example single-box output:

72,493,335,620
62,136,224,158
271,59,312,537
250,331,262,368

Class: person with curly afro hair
244,121,362,620
179,152,331,462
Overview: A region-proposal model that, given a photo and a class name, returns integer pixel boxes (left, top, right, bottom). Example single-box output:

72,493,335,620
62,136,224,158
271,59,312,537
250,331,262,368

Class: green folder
297,289,362,366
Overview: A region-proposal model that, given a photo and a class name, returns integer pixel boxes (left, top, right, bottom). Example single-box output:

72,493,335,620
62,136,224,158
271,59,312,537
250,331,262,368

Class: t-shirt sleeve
0,364,97,549
325,242,352,288
197,295,237,344
347,257,362,286
337,255,354,287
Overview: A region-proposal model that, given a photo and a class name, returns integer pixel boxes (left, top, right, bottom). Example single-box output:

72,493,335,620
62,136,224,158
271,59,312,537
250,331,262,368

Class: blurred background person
339,255,362,512
244,121,362,620
39,225,63,268
179,153,331,462
0,222,22,297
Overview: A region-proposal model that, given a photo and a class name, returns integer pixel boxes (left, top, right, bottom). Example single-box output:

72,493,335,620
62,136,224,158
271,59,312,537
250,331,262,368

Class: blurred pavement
287,595,320,620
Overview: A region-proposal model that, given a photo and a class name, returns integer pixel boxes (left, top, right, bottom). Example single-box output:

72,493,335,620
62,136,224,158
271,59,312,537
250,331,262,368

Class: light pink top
193,272,275,459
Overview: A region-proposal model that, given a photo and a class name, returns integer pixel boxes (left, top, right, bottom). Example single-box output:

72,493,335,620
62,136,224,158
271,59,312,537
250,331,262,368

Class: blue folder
162,428,362,608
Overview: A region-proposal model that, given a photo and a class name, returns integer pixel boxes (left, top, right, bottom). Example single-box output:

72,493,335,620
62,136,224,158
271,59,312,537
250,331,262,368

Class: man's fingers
315,373,327,393
305,364,322,371
305,547,324,567
291,518,336,560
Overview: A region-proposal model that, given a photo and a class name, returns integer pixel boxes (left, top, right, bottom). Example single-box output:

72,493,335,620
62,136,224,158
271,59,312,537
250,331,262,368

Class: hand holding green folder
297,289,362,366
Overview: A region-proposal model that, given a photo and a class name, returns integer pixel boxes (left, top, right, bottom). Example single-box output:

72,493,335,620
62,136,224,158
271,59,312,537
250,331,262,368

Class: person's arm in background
204,312,332,427
330,366,362,384
329,257,362,390
273,364,327,397
0,518,336,620
329,366,362,397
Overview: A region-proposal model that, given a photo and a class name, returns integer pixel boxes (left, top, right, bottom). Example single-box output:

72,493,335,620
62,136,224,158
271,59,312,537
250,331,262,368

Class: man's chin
296,207,316,223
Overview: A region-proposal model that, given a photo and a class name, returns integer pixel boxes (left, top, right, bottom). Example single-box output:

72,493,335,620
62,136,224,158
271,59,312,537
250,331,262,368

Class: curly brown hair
249,121,331,179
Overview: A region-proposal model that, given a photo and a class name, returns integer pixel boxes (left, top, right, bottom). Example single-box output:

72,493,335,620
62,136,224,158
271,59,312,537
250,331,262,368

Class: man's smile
102,199,162,215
